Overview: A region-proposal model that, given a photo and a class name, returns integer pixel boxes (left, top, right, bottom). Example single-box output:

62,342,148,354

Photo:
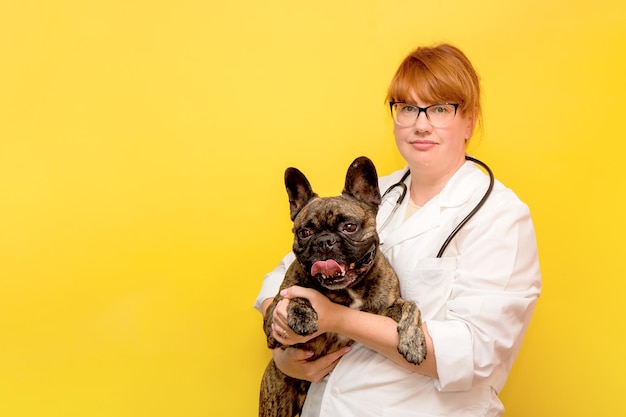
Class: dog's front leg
387,299,427,365
287,297,319,337
264,295,319,349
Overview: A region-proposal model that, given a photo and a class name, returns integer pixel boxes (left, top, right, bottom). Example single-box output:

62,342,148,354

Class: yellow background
1,1,625,416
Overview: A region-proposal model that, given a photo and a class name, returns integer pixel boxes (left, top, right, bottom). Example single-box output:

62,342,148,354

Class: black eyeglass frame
388,102,460,127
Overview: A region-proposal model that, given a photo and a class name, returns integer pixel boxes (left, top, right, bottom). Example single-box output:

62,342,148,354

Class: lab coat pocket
401,257,457,319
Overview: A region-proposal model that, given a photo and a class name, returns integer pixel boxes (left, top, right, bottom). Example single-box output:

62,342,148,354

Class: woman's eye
342,223,357,233
402,105,418,113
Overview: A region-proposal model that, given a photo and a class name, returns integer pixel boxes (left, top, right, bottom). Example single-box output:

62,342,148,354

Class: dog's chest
328,289,363,346
347,289,364,310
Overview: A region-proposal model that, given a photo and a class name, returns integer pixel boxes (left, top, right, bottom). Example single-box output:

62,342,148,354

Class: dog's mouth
310,244,376,289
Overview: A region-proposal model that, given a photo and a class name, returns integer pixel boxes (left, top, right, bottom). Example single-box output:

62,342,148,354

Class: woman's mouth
409,140,438,151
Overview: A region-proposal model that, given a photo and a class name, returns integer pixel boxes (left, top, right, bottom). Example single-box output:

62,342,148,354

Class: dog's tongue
311,260,344,277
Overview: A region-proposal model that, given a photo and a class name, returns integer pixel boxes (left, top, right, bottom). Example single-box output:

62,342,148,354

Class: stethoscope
380,155,494,258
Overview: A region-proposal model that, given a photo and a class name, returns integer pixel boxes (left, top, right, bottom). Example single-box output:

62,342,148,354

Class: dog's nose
317,235,337,251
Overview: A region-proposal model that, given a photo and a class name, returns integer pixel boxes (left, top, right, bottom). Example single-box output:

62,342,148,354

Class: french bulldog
259,156,426,417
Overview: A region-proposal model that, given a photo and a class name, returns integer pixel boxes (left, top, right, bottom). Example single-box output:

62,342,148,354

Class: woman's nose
413,111,432,132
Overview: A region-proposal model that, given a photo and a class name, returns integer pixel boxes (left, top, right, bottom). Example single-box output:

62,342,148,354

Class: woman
254,43,541,416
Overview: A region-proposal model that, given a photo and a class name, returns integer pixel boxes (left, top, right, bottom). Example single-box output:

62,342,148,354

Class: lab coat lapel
378,162,483,250
379,197,442,249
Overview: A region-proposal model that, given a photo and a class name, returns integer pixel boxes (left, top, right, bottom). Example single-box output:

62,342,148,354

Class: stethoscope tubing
380,155,495,258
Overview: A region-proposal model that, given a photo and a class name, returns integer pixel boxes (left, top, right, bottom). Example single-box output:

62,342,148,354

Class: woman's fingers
273,346,352,382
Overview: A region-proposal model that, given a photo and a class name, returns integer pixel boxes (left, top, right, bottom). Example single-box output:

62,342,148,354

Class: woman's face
393,96,476,177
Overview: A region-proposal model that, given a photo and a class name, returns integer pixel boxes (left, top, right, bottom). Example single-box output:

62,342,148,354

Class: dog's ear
342,156,381,211
285,167,318,221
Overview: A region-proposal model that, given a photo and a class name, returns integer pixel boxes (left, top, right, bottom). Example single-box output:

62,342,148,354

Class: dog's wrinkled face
292,195,378,290
285,157,381,290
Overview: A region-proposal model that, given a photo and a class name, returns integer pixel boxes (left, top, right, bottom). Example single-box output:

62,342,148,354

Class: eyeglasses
389,102,459,128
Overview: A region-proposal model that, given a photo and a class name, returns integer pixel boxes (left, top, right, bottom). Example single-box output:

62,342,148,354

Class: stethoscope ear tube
379,172,409,233
436,155,494,257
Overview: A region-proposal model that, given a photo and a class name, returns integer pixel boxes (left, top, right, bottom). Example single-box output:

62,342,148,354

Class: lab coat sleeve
253,252,296,313
427,197,541,392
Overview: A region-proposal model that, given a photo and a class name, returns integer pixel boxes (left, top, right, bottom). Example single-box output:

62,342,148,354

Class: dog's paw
287,297,319,336
397,325,427,365
395,300,427,365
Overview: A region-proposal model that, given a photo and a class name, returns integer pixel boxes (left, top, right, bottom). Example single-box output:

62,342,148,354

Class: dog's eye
298,229,312,239
342,223,357,233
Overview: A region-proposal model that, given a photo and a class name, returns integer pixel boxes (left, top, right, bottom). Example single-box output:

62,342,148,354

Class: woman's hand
269,286,353,381
271,286,344,345
272,346,351,382
271,297,316,346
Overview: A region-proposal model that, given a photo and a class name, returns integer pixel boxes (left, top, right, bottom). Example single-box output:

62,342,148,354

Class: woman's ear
465,108,478,140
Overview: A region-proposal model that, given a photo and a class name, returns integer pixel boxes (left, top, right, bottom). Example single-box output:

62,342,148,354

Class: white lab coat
254,160,542,417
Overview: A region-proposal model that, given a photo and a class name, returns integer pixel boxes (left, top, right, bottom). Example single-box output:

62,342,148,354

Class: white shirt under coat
254,160,542,417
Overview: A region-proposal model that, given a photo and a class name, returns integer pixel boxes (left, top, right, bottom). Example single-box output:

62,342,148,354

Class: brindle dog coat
259,156,426,417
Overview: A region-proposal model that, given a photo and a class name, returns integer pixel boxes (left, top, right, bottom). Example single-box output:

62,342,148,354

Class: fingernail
280,289,287,297
344,346,352,353
305,351,314,357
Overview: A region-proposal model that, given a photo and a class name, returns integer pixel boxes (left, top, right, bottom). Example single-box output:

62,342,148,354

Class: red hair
386,44,481,119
